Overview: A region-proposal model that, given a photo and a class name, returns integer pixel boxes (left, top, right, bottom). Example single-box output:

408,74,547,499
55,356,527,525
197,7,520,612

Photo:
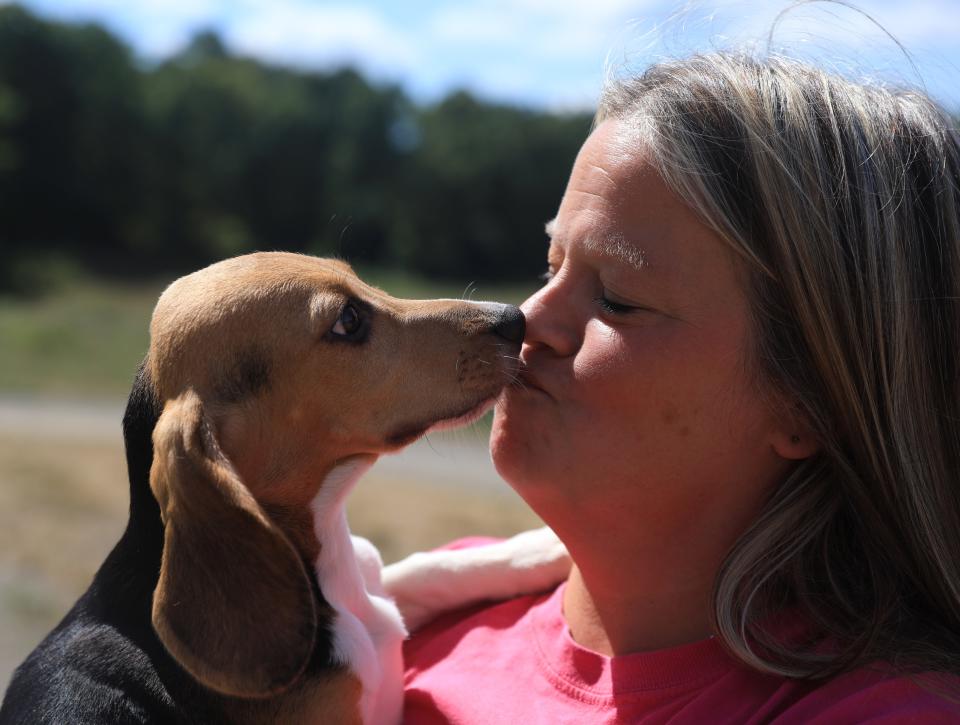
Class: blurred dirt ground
0,398,540,694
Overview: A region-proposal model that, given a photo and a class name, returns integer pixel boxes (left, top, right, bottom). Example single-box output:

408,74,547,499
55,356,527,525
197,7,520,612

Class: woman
401,52,960,722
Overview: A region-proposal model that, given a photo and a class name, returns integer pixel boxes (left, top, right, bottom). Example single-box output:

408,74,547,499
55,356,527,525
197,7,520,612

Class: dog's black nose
492,305,525,344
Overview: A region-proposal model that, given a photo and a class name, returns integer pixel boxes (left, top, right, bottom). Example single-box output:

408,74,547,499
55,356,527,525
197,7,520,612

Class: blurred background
1,0,957,690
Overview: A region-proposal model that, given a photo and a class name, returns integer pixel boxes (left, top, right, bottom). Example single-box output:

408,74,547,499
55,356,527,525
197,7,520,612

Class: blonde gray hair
598,53,960,679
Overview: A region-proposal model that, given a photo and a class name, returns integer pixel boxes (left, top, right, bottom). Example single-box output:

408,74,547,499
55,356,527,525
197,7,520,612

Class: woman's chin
490,406,541,488
489,407,521,480
489,409,510,468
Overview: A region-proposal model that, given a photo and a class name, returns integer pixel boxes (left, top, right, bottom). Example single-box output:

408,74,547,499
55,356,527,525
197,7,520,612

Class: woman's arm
380,527,570,631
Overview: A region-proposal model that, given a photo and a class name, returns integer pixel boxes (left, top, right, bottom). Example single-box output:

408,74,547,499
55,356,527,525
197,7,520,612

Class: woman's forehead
549,124,747,309
545,218,647,273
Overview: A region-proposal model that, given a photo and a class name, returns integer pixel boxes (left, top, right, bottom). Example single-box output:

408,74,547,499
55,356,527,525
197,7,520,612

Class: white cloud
14,0,960,109
429,0,657,54
225,2,421,78
847,0,960,44
676,0,960,49
420,0,665,106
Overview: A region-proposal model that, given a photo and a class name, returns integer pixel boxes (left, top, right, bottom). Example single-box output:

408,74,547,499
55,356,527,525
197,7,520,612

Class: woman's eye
594,295,643,315
331,304,362,336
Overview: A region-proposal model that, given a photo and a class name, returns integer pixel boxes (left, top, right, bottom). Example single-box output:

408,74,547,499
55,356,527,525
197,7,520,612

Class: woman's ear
771,430,821,460
770,404,821,461
149,390,318,698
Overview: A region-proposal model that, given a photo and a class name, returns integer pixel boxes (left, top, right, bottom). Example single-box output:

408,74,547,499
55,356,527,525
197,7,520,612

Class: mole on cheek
660,406,677,425
660,406,690,436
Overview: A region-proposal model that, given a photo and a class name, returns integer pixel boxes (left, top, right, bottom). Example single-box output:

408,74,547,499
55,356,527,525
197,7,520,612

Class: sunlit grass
0,279,161,396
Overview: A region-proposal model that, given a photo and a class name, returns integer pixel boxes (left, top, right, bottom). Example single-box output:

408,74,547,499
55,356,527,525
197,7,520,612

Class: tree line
0,4,593,293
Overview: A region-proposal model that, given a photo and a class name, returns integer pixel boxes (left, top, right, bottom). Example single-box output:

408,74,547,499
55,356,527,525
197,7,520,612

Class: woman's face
491,119,797,533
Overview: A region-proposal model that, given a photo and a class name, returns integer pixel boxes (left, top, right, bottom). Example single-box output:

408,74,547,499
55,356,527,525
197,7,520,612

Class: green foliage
394,92,589,279
0,4,592,293
0,5,145,281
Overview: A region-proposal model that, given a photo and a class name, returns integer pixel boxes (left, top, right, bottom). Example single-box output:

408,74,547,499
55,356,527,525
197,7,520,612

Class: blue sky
12,0,960,112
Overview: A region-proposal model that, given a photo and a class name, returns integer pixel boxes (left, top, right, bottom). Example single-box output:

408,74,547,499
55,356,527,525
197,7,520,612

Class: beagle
0,253,569,724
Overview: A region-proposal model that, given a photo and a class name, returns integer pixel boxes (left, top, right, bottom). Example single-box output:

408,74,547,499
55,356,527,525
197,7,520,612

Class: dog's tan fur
145,252,520,721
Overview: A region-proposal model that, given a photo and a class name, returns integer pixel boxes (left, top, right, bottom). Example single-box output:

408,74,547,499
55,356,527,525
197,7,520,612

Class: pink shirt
403,577,958,723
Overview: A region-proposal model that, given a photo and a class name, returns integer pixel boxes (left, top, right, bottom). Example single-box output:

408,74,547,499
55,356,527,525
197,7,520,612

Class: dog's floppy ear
149,389,317,698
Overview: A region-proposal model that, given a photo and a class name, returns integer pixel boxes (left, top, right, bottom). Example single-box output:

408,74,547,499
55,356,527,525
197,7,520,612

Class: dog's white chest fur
310,456,406,725
309,458,573,725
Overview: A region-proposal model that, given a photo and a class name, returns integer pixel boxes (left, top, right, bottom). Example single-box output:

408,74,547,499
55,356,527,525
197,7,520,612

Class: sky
12,0,960,112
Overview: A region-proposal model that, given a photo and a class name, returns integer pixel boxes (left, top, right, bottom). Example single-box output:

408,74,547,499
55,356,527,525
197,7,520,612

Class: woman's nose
520,275,581,357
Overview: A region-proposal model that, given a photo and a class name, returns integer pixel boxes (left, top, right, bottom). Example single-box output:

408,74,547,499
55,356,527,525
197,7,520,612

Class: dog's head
144,252,523,698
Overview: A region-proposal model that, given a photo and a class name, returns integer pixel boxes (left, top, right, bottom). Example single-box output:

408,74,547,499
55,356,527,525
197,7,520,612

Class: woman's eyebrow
544,218,647,273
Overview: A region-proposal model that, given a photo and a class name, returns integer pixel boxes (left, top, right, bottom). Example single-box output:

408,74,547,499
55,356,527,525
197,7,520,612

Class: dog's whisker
506,376,528,391
501,368,528,389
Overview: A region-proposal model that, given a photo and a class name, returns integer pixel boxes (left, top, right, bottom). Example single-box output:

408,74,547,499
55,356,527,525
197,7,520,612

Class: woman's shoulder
774,666,960,723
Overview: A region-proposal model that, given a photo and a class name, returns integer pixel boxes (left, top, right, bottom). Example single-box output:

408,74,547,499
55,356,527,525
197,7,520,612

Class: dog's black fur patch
217,348,272,404
0,361,341,724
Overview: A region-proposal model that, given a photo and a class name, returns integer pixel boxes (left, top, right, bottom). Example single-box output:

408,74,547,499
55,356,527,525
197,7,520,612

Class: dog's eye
331,304,362,337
